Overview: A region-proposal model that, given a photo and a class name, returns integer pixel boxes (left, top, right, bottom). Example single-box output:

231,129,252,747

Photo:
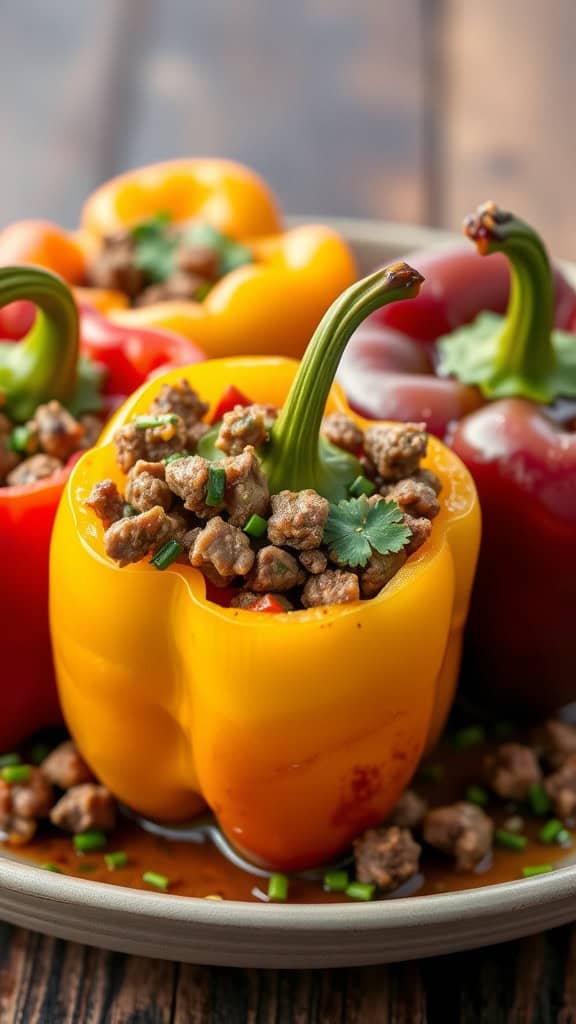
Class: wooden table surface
1,2,576,1019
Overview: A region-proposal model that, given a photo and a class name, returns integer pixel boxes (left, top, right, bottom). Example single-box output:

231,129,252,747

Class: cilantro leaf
132,212,178,284
323,495,411,568
184,222,252,276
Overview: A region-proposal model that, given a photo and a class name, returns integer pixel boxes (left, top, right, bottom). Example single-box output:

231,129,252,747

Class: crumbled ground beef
114,417,188,473
165,454,216,517
388,790,428,830
230,591,293,611
384,479,440,520
190,517,255,582
6,453,63,486
223,446,270,527
545,720,576,767
354,826,421,891
0,769,54,834
87,231,146,299
544,755,576,819
358,549,407,598
104,506,182,566
299,549,328,575
32,401,84,461
216,404,273,456
321,412,364,453
301,569,360,608
404,514,432,555
126,460,173,513
150,380,209,450
0,414,20,481
423,802,494,870
267,489,329,550
79,414,104,448
484,742,542,801
50,784,116,833
411,468,442,496
246,545,305,592
40,741,94,789
364,423,428,481
85,479,125,528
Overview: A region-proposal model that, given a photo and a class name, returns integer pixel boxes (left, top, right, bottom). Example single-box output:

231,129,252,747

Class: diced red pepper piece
245,594,286,614
211,385,253,423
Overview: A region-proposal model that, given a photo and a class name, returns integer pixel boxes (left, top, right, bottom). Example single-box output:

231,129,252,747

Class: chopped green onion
346,882,376,901
557,829,572,847
29,743,52,765
123,503,138,518
349,475,376,498
150,539,184,571
195,282,212,302
0,753,22,769
143,871,170,891
77,862,98,873
417,762,445,784
323,870,349,892
539,819,564,844
9,425,33,453
74,831,107,854
41,863,62,873
134,414,179,429
452,725,486,750
243,513,268,538
522,864,553,878
491,721,514,741
495,829,527,851
105,850,128,871
206,465,226,506
1,764,31,784
466,785,489,807
164,451,188,464
528,783,551,816
267,873,289,901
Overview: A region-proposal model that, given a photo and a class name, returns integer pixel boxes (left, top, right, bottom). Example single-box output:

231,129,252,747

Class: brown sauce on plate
6,727,574,903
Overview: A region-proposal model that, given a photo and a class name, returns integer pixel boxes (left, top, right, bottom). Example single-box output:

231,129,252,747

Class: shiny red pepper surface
340,205,576,712
0,269,203,749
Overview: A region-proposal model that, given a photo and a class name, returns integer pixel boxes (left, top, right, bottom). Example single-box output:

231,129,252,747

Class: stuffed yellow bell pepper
0,159,356,358
50,264,479,871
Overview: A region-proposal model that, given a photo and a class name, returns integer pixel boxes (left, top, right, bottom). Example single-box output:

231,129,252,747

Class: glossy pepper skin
339,240,576,438
0,267,204,751
51,265,479,871
445,205,576,713
0,159,356,359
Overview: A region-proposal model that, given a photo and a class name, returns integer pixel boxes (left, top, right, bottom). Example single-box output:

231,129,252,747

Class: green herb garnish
348,475,376,498
1,764,31,784
206,464,226,506
243,513,268,538
528,784,551,817
452,725,486,750
143,870,170,891
0,753,21,769
150,539,184,571
164,451,188,464
495,829,527,851
132,212,177,284
105,850,128,871
134,414,179,430
346,882,375,901
466,785,489,807
323,870,349,892
522,864,553,878
74,831,107,854
267,873,289,901
323,495,410,568
539,819,566,844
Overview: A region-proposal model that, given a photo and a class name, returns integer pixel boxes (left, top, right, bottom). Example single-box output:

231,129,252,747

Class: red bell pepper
339,203,576,713
0,267,204,750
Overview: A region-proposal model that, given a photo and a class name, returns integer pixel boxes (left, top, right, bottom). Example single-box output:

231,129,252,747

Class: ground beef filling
0,401,102,488
86,221,253,308
87,392,441,610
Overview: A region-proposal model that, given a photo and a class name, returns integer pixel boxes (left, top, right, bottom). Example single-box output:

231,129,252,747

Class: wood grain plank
438,0,576,257
0,0,146,228
117,0,430,225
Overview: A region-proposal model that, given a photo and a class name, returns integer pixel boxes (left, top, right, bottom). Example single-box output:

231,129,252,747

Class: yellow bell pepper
50,264,480,871
0,160,356,358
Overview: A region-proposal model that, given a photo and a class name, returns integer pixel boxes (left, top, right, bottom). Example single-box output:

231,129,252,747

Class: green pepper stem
464,202,556,400
263,263,423,500
0,267,79,422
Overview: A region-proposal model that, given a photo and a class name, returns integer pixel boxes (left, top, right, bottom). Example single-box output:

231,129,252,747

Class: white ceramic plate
3,219,575,969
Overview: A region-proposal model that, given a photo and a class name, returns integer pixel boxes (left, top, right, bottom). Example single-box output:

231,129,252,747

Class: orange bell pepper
0,160,356,358
50,265,479,871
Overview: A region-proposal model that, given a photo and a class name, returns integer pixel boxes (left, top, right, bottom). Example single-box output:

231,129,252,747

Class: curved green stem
465,202,555,399
262,263,423,500
0,267,79,422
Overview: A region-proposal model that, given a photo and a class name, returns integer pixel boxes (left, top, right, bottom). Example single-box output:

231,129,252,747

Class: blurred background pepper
0,267,203,750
